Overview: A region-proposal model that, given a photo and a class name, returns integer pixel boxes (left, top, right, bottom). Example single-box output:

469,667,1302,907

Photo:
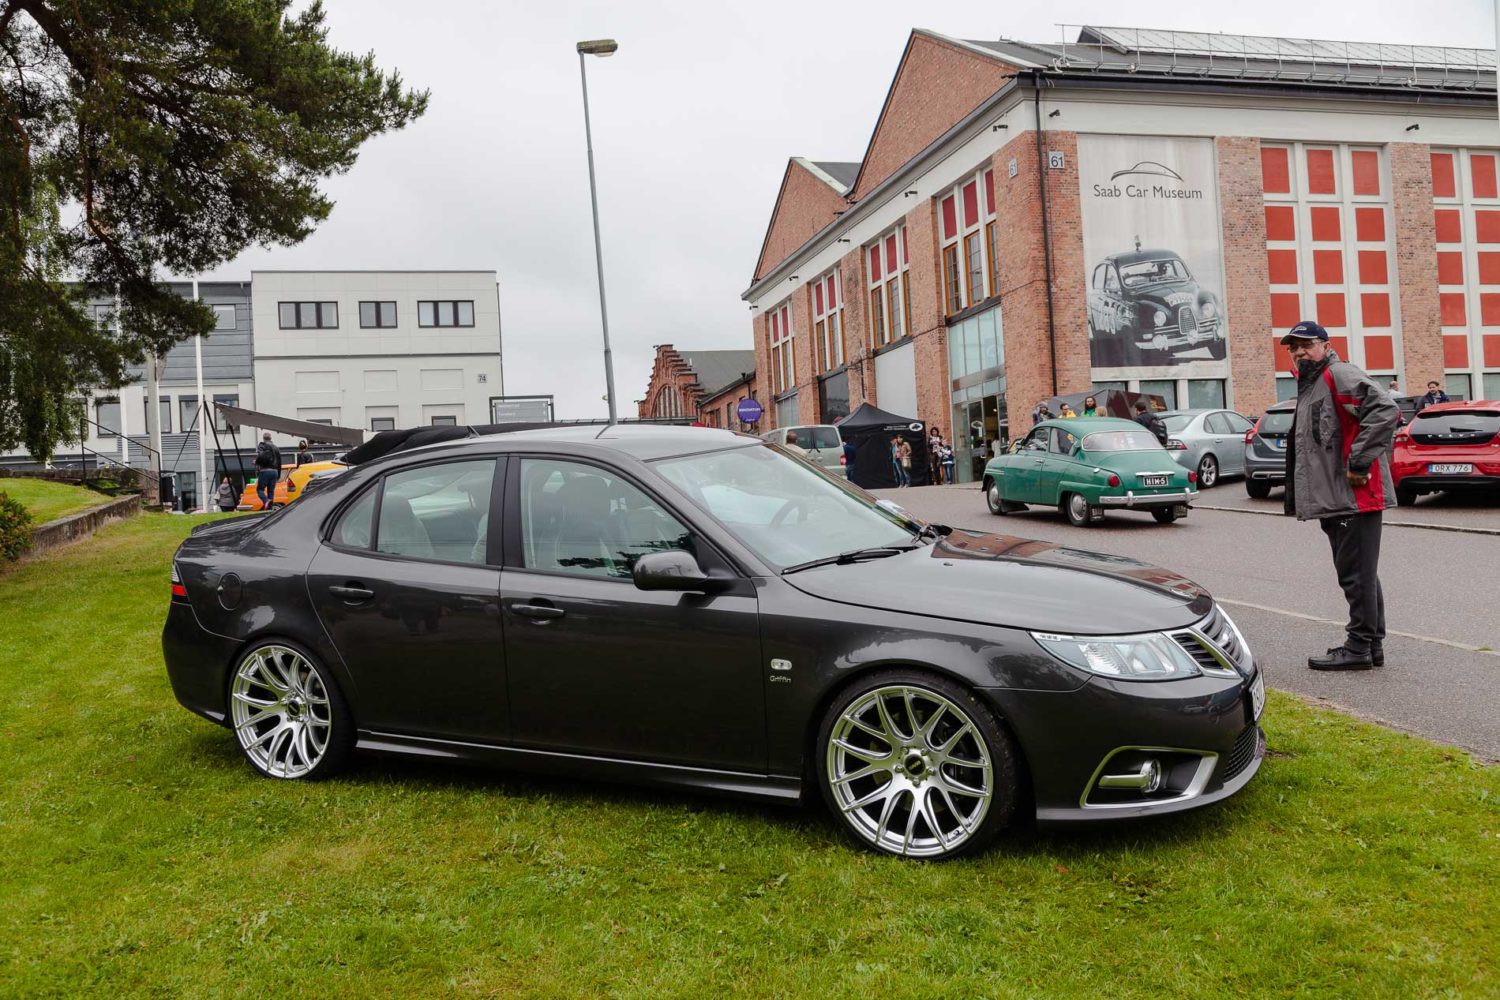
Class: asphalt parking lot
875,480,1500,761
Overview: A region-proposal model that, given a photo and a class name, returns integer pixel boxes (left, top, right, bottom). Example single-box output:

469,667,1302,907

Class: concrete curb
27,494,142,556
1193,502,1500,536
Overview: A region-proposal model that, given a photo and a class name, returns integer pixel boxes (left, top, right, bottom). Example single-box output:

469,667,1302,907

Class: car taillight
1247,416,1263,445
840,454,846,466
1167,439,1187,450
1188,471,1198,483
1107,474,1121,487
170,562,187,599
1395,430,1409,444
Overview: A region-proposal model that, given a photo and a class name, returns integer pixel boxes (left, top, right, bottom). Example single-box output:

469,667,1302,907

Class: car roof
1103,249,1181,266
1038,417,1143,432
385,423,758,463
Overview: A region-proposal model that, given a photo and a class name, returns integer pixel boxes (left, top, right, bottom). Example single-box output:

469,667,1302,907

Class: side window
1051,429,1078,454
520,459,690,580
1205,412,1232,435
1025,429,1049,451
1091,264,1104,291
1104,267,1120,293
376,460,495,564
333,485,377,549
807,427,841,451
1224,412,1254,434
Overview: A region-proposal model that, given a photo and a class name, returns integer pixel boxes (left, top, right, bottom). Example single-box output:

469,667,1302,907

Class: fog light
1098,758,1163,793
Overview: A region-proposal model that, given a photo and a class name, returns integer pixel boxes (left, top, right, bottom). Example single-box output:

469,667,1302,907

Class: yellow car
236,460,348,511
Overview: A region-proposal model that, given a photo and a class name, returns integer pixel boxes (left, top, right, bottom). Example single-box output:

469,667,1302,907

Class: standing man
1133,400,1168,445
1281,321,1400,671
253,432,282,511
1417,380,1450,412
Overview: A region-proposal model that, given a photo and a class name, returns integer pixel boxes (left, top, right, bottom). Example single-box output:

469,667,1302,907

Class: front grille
1170,604,1248,672
1178,306,1198,336
1221,724,1263,783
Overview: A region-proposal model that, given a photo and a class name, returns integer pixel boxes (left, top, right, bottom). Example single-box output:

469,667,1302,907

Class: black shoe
1308,646,1374,671
1371,642,1384,667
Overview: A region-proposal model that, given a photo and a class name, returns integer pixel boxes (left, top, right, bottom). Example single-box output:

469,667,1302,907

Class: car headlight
1200,301,1216,319
1031,630,1201,680
1152,310,1167,327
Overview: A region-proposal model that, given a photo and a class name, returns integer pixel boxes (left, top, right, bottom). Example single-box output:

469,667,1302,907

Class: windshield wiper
781,544,921,575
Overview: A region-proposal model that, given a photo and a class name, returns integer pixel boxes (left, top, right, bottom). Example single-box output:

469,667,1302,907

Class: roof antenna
1134,234,1142,252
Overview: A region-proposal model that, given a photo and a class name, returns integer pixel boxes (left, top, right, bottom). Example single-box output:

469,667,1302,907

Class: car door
1034,427,1082,503
500,456,765,771
1219,411,1254,475
1203,411,1238,474
306,458,508,743
1008,428,1050,503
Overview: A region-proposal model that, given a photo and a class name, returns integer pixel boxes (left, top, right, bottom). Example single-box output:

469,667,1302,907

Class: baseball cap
1279,320,1329,345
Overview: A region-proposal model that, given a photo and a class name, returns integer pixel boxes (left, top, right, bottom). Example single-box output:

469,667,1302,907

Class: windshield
1119,259,1188,286
1161,414,1196,432
1259,410,1295,434
1080,430,1166,452
654,444,917,570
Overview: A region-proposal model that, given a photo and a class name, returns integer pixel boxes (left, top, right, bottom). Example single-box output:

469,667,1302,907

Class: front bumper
1098,490,1195,508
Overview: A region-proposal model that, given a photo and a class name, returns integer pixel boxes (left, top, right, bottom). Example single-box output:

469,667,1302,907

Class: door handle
511,602,565,621
329,584,375,602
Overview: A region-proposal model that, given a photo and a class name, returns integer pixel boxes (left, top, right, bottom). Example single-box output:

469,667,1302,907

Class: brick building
744,25,1500,483
636,345,760,430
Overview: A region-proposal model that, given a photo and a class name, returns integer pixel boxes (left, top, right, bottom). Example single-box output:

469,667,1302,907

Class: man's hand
1347,469,1371,488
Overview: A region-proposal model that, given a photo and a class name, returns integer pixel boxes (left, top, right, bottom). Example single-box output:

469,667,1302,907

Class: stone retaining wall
28,495,142,556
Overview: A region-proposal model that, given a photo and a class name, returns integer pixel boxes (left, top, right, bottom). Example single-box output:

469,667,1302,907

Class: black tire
1396,487,1417,507
227,639,355,781
1197,454,1219,489
1206,337,1228,360
814,668,1020,860
985,478,1006,515
1152,507,1180,524
1063,492,1095,527
1245,479,1272,499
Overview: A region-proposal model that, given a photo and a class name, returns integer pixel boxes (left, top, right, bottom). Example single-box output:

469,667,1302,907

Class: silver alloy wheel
1068,493,1090,524
826,684,994,858
230,645,334,779
1199,454,1218,488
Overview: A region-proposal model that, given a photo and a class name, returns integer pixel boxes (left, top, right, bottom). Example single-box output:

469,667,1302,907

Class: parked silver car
1159,409,1256,488
761,424,847,478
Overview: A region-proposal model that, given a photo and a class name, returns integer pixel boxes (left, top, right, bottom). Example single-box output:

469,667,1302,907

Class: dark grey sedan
164,425,1264,860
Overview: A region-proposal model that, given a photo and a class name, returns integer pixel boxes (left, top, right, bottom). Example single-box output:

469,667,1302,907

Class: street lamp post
577,37,619,425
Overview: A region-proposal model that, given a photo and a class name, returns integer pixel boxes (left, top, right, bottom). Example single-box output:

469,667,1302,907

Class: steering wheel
770,497,808,527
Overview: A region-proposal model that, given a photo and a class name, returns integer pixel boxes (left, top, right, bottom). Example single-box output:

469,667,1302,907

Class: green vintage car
982,417,1197,527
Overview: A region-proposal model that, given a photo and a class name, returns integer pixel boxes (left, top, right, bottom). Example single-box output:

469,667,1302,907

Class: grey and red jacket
1283,351,1399,521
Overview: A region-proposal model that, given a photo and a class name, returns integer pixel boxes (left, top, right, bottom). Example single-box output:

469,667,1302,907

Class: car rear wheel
1152,507,1181,524
1064,493,1095,527
816,670,1019,860
1245,479,1272,499
1197,454,1219,488
229,642,354,780
1396,486,1417,507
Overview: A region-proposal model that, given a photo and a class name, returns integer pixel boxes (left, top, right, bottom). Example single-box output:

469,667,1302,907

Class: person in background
783,430,807,456
927,426,944,484
941,440,956,484
1034,401,1054,423
215,476,237,513
897,436,913,486
253,432,281,510
1418,380,1450,411
1081,396,1100,417
1059,402,1077,418
1387,379,1400,395
295,439,312,466
1134,400,1168,446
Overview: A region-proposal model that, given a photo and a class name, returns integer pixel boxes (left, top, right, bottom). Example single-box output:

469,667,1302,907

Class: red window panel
1358,250,1389,285
941,196,957,240
962,181,979,229
1485,334,1500,366
984,170,995,215
1473,154,1499,199
1313,249,1344,285
885,234,898,273
1267,249,1299,285
1440,292,1467,326
770,311,779,340
1431,152,1457,199
1261,146,1291,194
1265,205,1296,241
1361,294,1392,329
1315,292,1347,328
1482,292,1500,326
1434,209,1463,244
1354,207,1385,242
1476,210,1500,243
1480,252,1500,284
869,245,882,282
826,275,838,307
1307,148,1337,194
1363,335,1394,369
1310,207,1341,242
1444,335,1470,368
1438,251,1466,286
1329,335,1349,358
814,282,824,315
1270,292,1302,328
1351,151,1381,196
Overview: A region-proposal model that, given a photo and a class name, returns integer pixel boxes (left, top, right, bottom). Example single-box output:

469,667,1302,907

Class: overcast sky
207,0,1496,420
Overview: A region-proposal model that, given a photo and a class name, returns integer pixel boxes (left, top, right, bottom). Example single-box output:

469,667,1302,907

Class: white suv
762,424,847,478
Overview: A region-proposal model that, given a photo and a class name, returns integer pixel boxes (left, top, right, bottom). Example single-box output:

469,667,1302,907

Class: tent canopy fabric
836,402,928,489
214,403,366,447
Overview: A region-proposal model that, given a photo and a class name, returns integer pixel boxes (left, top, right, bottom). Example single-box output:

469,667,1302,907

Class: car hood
781,529,1212,635
1132,281,1201,308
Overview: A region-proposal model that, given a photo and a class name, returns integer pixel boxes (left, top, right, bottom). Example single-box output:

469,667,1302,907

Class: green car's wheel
1064,493,1095,527
986,480,1007,515
1152,507,1181,524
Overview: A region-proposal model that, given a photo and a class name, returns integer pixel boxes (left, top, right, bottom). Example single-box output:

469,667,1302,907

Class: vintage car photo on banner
1080,136,1232,374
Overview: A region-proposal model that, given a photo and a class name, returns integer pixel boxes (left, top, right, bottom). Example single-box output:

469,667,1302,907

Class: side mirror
633,550,716,592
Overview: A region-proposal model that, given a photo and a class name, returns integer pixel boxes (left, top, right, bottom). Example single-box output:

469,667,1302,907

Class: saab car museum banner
1077,135,1230,373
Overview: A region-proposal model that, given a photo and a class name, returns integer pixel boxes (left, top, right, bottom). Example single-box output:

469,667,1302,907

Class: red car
1390,401,1500,506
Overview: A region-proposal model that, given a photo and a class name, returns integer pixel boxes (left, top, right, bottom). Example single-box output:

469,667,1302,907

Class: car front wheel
985,480,1006,515
229,642,354,780
816,671,1019,860
1197,454,1219,488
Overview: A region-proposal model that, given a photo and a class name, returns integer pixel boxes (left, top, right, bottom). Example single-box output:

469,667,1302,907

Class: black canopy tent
837,403,928,489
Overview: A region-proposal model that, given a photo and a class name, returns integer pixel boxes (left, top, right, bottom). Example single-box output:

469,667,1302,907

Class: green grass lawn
0,477,109,524
1,514,1496,998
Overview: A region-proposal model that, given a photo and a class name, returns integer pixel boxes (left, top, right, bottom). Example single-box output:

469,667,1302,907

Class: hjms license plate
1139,474,1170,487
1249,673,1265,721
1429,463,1473,475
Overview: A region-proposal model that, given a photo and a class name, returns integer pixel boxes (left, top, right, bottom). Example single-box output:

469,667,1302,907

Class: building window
179,395,205,432
278,301,339,329
95,398,121,437
430,415,458,427
212,305,236,331
1429,147,1500,396
769,299,795,394
940,168,998,315
370,417,396,432
92,304,115,331
866,224,910,349
1186,379,1226,409
812,269,844,373
212,394,239,433
1262,143,1392,372
359,301,398,328
417,300,475,328
143,396,172,434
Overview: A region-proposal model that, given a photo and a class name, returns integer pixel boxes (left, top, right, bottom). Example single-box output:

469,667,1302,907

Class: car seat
378,495,434,559
547,475,617,576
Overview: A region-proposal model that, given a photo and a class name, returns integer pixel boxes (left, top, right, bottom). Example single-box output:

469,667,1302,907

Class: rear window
1258,410,1295,434
1409,411,1500,436
1081,430,1164,452
790,426,840,450
1162,414,1195,432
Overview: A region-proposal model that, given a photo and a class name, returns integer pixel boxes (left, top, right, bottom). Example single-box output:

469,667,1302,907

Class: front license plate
1249,673,1266,721
1429,463,1473,475
1139,474,1169,487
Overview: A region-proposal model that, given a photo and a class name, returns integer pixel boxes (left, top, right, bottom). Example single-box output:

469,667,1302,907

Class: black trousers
1319,512,1386,652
